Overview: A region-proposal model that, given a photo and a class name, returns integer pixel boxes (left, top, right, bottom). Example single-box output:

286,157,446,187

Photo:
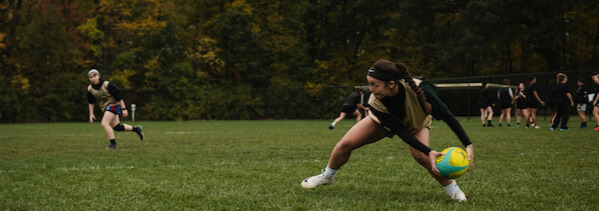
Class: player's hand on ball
428,150,444,176
466,145,474,172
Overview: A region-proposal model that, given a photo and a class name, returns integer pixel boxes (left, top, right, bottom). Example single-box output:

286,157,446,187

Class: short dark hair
527,76,536,82
502,79,510,85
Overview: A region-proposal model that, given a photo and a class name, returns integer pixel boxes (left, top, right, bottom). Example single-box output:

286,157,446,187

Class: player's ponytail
394,63,432,114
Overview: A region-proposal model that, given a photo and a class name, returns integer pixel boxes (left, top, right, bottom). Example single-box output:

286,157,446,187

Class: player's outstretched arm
88,103,95,123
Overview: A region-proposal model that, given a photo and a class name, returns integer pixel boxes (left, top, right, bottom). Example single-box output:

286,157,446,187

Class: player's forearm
567,93,574,104
88,104,94,115
442,114,472,147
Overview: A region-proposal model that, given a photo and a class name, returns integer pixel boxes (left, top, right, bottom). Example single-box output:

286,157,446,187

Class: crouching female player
87,69,143,149
301,59,474,201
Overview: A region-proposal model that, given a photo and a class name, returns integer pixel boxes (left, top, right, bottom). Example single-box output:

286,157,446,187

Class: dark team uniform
574,86,588,106
515,90,527,109
546,84,556,109
368,79,472,155
593,83,599,107
477,87,493,108
525,84,539,108
497,87,513,109
341,92,361,113
551,82,571,129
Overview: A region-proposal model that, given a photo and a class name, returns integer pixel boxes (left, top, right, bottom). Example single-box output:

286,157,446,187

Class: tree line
0,0,597,122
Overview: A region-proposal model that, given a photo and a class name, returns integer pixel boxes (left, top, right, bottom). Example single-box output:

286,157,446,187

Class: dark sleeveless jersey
498,87,513,103
477,88,493,105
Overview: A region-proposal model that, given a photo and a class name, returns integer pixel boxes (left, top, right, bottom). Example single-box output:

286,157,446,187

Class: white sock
443,180,461,195
324,166,338,178
331,122,336,127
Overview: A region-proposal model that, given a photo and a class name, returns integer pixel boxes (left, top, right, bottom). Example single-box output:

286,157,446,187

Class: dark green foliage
0,74,21,122
0,0,598,122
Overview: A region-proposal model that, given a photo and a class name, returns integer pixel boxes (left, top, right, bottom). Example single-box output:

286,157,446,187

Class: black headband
367,66,399,81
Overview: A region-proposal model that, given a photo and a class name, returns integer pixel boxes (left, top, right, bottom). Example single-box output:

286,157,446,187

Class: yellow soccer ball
435,147,470,179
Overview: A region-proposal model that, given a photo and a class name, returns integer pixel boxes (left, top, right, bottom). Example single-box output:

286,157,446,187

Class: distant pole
131,104,136,122
467,81,471,120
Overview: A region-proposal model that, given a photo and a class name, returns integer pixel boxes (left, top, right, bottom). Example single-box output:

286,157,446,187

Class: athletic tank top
498,87,512,103
87,81,120,111
367,79,432,134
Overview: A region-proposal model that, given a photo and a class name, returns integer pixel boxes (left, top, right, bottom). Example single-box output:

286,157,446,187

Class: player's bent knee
335,139,359,152
101,121,112,128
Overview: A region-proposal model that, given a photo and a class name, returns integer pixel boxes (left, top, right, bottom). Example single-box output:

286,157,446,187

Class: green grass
1,118,598,210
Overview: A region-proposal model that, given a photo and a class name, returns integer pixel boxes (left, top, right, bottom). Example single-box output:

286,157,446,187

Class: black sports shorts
499,101,512,109
341,105,357,114
526,100,538,108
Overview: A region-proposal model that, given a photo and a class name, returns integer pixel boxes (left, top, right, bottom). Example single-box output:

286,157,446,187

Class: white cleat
301,172,334,189
449,189,468,202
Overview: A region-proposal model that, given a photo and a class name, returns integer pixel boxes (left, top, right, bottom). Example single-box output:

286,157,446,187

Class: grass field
1,118,598,210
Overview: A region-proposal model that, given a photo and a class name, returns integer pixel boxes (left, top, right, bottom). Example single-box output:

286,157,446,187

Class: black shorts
526,100,538,108
341,105,357,114
499,101,512,109
478,103,492,109
516,103,527,109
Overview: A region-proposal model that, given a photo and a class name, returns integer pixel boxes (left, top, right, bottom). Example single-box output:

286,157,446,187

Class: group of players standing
478,72,599,131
